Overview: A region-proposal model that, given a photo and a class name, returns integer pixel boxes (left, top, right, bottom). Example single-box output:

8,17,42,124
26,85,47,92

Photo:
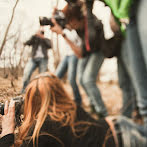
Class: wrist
1,130,14,138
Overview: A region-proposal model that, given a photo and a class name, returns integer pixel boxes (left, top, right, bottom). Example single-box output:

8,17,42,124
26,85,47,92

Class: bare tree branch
0,0,20,56
6,34,17,41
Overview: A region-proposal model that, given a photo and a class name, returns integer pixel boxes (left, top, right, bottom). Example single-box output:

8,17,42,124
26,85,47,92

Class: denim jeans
117,55,136,118
116,116,147,147
137,0,147,68
55,55,82,104
77,51,108,116
21,58,48,93
118,22,147,121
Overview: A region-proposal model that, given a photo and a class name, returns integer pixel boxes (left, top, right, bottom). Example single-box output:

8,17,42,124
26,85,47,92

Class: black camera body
39,10,66,28
0,96,24,125
65,0,78,4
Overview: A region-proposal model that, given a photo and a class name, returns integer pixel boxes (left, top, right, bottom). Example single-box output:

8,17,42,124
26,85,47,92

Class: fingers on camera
4,100,8,115
4,100,15,115
9,100,15,115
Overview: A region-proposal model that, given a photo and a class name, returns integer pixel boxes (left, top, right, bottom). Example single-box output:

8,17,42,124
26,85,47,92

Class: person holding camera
0,72,147,147
60,0,136,119
55,27,83,105
21,27,51,94
51,0,109,118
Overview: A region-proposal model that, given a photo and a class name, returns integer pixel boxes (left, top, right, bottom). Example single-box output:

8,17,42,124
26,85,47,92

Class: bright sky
0,0,67,24
0,0,115,72
21,0,67,17
0,0,114,45
0,0,112,35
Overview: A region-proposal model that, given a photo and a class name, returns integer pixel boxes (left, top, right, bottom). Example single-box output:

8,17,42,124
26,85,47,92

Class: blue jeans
137,0,147,69
55,55,82,104
119,22,147,122
117,45,136,118
116,116,147,147
21,58,48,93
77,51,108,117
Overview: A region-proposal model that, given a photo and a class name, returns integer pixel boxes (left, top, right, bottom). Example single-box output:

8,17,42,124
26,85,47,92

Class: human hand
36,33,44,39
50,18,63,35
110,13,120,32
52,7,57,17
0,100,15,138
120,18,129,25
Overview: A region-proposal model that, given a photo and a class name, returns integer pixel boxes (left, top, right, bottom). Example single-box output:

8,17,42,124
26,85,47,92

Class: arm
102,0,131,20
24,35,35,46
50,18,83,58
118,0,133,19
0,134,14,147
21,135,62,147
43,38,51,49
36,31,51,49
62,34,83,58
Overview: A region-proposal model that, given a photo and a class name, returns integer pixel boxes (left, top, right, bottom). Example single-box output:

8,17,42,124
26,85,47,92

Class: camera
65,0,78,4
0,96,24,125
39,10,66,28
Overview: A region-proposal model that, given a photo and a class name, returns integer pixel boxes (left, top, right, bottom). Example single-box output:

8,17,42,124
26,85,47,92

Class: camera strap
84,16,91,52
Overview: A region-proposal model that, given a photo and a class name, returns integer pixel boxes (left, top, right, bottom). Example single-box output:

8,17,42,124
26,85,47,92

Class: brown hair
62,2,85,23
16,73,77,146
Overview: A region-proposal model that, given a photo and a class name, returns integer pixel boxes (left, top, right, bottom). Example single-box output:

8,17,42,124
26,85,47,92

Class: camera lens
0,103,4,115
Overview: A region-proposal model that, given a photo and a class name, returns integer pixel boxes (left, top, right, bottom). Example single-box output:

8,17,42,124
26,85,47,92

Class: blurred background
0,0,121,115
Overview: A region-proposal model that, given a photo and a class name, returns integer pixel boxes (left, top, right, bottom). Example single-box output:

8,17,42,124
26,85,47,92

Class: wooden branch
0,0,20,56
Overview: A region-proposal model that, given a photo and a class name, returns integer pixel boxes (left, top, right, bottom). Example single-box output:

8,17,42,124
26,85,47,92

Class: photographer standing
50,0,108,117
54,27,82,105
21,28,51,94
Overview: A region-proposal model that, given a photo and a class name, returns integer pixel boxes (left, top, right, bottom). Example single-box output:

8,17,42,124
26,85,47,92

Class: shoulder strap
84,16,91,52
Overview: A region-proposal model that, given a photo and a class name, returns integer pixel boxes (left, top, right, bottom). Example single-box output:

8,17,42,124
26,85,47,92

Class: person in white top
55,28,82,105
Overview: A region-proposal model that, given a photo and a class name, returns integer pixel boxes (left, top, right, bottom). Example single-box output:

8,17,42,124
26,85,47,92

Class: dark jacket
0,106,115,147
24,35,51,59
22,106,115,147
76,0,122,58
77,15,104,57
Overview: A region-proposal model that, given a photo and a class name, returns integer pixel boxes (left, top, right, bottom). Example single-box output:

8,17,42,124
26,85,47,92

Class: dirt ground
0,68,122,116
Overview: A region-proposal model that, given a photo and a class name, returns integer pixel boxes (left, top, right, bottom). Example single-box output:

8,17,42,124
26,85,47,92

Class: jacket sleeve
117,0,133,19
24,35,35,46
100,0,132,19
0,133,14,147
21,135,62,147
43,38,51,49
